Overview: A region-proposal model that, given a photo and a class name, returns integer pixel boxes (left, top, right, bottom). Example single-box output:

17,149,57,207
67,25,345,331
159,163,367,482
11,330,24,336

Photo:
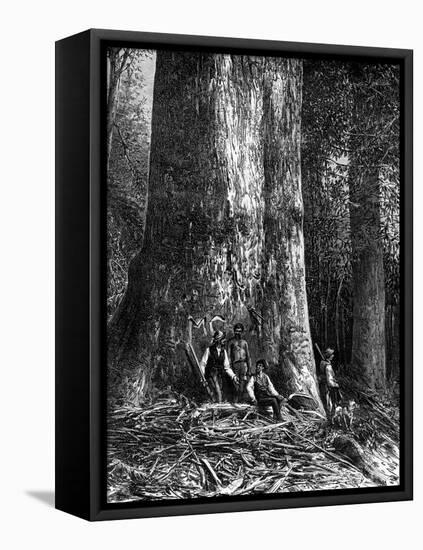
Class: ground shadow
26,490,55,508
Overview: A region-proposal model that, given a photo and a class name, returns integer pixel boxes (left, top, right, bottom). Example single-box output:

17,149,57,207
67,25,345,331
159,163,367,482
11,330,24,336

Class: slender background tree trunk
107,49,131,168
350,167,386,390
348,64,388,391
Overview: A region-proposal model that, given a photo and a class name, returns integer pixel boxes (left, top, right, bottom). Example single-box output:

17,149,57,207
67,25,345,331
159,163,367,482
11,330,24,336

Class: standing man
319,348,341,415
199,331,238,403
246,359,284,421
228,322,251,402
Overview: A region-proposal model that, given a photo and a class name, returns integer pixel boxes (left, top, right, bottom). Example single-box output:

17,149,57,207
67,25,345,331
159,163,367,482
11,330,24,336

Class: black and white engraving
106,48,400,503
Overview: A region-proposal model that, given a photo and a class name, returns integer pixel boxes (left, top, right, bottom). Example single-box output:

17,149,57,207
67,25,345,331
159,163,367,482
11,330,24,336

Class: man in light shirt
199,330,238,403
246,359,284,421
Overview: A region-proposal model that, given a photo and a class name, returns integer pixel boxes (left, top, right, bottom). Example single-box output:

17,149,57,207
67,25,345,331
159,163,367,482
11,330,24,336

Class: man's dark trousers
257,396,282,420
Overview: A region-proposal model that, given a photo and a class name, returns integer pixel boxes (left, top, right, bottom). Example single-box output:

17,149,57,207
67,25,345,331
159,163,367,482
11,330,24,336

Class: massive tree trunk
108,52,322,410
262,59,322,407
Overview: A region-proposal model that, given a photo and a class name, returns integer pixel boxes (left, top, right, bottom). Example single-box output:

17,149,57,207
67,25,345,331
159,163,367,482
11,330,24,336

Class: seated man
246,359,284,421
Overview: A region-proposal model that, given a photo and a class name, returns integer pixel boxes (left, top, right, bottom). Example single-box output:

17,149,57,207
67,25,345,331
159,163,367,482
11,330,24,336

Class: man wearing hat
199,330,238,403
319,348,341,415
228,322,251,402
246,359,284,421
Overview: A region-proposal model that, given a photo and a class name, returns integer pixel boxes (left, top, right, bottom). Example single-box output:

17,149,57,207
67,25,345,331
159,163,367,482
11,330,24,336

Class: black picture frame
55,28,413,521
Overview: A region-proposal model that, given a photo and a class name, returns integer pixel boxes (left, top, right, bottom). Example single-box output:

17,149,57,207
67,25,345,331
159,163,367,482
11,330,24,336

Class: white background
0,0,420,548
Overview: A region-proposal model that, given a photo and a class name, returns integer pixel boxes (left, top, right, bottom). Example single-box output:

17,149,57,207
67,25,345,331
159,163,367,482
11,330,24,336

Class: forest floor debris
107,389,399,502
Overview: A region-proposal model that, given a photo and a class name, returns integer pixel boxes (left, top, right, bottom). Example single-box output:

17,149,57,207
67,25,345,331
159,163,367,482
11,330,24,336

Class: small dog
332,400,358,430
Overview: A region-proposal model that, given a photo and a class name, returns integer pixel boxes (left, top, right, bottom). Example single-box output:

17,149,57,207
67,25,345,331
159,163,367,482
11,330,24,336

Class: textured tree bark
261,59,322,408
108,52,322,410
349,165,386,390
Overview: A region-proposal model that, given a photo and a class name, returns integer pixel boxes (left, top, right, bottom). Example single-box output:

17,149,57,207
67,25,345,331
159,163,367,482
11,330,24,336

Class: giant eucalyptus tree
108,51,323,410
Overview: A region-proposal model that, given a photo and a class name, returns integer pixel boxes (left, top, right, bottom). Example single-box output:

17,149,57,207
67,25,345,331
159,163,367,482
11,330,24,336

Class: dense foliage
302,61,400,378
107,49,153,320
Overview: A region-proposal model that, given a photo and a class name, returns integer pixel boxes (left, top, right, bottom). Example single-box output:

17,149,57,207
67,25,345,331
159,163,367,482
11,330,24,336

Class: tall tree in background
380,163,400,383
349,64,399,390
107,49,153,320
108,52,323,410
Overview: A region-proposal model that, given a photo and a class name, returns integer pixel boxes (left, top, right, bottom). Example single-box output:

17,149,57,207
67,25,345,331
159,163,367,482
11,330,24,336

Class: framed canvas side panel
401,49,413,498
55,30,92,520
